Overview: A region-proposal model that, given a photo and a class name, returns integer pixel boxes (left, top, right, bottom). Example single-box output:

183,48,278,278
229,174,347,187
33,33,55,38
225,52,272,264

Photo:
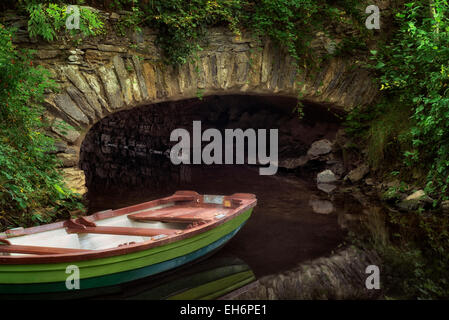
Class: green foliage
352,205,449,299
114,0,144,36
24,2,104,41
78,6,105,37
107,0,365,66
5,0,369,68
368,1,449,199
7,0,369,80
142,0,244,65
347,100,412,171
343,2,449,299
0,26,83,230
379,210,449,299
244,0,328,64
26,3,61,41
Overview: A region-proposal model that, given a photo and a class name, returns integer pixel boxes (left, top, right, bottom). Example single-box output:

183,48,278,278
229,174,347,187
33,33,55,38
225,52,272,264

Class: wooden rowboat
0,191,257,295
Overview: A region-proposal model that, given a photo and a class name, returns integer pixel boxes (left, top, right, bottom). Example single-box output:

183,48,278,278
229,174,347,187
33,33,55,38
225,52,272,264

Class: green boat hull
0,208,253,295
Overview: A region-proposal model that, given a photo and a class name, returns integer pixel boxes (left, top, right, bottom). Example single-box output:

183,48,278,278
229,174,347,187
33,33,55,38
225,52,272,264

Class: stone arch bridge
12,14,378,194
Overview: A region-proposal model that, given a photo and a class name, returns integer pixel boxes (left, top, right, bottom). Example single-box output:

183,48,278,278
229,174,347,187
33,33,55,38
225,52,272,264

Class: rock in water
317,169,337,184
278,156,309,169
307,139,332,158
309,199,334,214
346,164,369,183
317,183,337,194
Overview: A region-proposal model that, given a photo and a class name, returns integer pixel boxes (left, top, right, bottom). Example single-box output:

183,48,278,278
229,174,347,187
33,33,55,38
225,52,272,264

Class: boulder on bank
346,164,369,183
317,169,338,184
278,156,309,169
405,190,428,201
397,190,433,212
307,139,332,158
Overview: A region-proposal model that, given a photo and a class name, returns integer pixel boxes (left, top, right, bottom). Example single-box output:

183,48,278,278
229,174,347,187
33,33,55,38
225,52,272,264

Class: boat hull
0,208,253,295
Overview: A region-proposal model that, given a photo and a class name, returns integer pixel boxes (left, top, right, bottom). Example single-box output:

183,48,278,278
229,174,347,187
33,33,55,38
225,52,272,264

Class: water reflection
96,255,255,300
87,165,348,277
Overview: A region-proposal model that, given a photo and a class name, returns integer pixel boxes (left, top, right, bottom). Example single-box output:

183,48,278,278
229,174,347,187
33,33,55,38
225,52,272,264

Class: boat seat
127,206,215,223
160,194,199,204
64,218,183,237
0,239,91,255
128,214,209,224
129,206,200,218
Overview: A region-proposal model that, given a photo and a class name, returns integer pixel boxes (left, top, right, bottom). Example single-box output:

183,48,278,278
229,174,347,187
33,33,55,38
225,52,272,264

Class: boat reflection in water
0,255,255,300
97,255,255,300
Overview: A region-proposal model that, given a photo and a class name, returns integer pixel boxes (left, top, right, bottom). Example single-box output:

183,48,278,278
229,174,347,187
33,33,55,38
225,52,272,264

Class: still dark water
87,165,346,278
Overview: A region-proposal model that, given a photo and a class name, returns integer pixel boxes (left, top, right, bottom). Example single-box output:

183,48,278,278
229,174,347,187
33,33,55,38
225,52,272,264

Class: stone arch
34,27,377,195
78,94,344,195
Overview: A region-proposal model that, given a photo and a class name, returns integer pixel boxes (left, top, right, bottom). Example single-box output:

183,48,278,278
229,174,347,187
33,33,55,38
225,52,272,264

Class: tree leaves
0,26,83,230
371,1,449,199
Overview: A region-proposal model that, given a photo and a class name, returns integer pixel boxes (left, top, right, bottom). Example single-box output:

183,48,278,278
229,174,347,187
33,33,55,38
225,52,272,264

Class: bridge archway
33,28,376,194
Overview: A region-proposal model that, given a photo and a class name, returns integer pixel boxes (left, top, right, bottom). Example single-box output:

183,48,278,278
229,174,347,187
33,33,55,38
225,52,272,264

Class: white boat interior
3,203,189,253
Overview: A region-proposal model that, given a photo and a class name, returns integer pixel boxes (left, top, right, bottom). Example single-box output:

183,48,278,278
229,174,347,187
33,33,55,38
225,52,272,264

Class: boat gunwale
0,191,256,265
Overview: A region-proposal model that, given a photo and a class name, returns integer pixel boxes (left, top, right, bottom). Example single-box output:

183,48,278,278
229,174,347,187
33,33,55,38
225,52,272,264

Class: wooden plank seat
160,195,199,204
130,206,200,218
0,239,90,255
128,215,209,224
128,207,215,224
64,218,183,237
